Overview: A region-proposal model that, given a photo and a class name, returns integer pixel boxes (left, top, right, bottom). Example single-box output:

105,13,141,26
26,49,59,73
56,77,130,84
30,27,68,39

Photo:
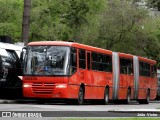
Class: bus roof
138,56,156,64
28,41,113,54
27,41,156,64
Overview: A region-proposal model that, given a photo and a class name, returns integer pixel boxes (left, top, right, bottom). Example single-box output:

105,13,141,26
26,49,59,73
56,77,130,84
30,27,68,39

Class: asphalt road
0,100,160,118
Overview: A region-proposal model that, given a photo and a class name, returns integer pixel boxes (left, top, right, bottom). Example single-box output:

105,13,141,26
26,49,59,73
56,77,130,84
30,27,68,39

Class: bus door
78,49,88,95
78,49,92,99
85,51,92,99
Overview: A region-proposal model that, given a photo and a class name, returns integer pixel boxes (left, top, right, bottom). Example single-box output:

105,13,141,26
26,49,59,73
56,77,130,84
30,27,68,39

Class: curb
0,100,16,103
108,109,160,114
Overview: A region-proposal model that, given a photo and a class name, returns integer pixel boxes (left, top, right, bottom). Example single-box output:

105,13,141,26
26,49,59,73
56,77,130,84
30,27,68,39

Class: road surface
0,100,160,118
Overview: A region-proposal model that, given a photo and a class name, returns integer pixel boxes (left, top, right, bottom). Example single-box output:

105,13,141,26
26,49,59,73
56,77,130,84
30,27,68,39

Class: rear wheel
77,86,84,105
144,90,150,104
102,87,109,105
125,89,131,104
138,90,150,104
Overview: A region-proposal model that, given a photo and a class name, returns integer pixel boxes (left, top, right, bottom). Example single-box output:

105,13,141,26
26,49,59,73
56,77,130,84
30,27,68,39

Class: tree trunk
21,0,31,46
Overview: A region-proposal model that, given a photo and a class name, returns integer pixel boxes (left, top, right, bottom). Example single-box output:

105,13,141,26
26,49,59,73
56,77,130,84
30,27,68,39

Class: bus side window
87,52,91,70
127,60,133,75
120,58,127,74
151,65,157,78
92,52,97,70
139,61,151,77
79,49,86,69
97,53,103,71
70,47,77,75
103,55,112,72
120,58,133,75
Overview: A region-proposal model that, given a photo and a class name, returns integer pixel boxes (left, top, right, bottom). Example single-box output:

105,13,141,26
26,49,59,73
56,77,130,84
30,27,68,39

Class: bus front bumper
23,83,79,99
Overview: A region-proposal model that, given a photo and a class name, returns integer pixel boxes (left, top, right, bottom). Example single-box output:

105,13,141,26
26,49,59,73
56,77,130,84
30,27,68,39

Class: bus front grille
32,83,55,94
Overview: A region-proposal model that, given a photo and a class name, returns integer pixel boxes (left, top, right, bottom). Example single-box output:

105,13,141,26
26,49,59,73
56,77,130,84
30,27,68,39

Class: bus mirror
20,47,27,61
20,52,24,61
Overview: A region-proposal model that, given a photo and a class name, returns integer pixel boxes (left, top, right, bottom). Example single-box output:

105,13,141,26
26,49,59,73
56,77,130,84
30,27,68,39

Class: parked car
0,42,23,99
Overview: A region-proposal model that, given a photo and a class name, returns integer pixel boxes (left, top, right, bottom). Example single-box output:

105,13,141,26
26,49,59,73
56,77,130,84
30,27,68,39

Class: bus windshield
24,46,70,76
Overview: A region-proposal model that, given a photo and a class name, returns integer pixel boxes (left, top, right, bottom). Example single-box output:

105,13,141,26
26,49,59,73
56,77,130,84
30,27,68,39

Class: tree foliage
146,0,160,11
0,0,160,65
0,0,23,42
98,0,148,50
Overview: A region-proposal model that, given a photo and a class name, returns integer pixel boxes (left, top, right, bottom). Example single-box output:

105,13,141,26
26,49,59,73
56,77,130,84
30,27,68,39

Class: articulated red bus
22,41,157,104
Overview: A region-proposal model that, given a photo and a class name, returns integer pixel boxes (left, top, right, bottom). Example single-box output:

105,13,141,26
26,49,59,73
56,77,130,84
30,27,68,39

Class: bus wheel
125,89,131,104
144,90,150,104
138,90,150,104
103,87,109,105
77,86,84,105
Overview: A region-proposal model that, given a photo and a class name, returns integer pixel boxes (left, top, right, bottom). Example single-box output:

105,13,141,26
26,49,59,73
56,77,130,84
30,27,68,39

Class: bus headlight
56,84,67,88
23,84,31,88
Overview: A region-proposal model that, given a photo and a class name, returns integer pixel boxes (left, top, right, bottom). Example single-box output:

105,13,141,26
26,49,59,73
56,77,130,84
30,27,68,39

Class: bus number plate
24,77,37,80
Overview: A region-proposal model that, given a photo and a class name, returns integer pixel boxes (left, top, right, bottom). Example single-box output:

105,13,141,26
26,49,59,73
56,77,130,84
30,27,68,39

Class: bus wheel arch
103,86,109,105
146,88,150,104
125,87,131,104
77,83,85,105
138,88,150,104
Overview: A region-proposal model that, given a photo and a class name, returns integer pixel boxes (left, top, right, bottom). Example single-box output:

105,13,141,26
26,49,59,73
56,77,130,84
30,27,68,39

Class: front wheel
77,86,84,105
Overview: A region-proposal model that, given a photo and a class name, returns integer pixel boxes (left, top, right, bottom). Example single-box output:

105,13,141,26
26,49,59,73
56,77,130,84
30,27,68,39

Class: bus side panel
84,70,92,99
109,87,113,100
90,71,98,99
150,77,157,100
118,74,134,99
138,76,147,99
68,69,93,99
88,71,113,99
126,75,134,99
68,84,80,99
96,72,112,99
68,71,81,98
150,89,157,100
119,74,127,99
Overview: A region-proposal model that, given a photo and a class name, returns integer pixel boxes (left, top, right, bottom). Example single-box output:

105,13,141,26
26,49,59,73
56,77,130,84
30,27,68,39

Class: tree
29,0,68,41
0,0,23,42
21,0,31,45
95,0,160,66
62,0,90,42
146,0,160,11
97,0,148,50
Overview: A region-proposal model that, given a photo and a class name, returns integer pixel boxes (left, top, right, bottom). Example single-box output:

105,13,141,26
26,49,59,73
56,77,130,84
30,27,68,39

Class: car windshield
24,46,70,76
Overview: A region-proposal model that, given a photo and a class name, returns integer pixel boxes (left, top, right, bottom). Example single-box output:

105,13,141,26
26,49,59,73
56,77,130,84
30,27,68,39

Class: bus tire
125,89,131,104
77,86,84,105
144,90,150,104
103,87,109,105
138,90,150,104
